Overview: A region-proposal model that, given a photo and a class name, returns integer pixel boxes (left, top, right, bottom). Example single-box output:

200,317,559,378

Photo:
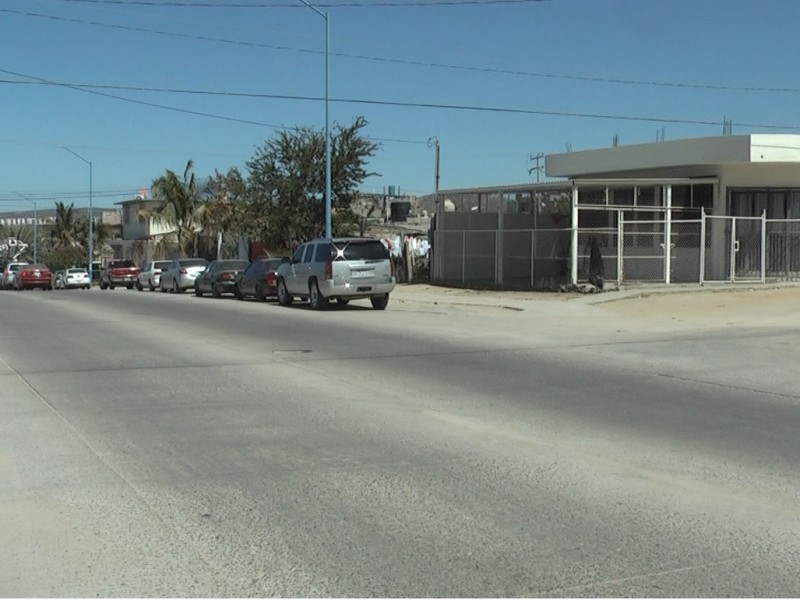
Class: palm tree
50,201,80,249
144,160,209,257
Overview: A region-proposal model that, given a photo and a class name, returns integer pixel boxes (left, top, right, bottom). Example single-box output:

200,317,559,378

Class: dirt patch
600,287,800,326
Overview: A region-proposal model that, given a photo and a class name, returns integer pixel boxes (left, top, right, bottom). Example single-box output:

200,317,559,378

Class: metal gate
701,214,765,283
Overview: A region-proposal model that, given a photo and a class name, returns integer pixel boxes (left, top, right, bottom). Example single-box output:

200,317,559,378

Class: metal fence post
699,209,706,284
570,184,579,285
530,229,535,289
761,209,767,283
617,210,623,287
664,185,672,284
730,218,737,282
461,230,466,286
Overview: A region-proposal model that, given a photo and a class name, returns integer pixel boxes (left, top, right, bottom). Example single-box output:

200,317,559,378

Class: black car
234,257,286,301
194,259,250,297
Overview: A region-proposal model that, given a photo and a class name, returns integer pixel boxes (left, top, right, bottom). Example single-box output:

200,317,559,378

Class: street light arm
297,0,327,19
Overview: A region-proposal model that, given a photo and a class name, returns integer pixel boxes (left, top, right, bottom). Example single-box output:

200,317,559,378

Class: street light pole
64,148,93,282
12,192,38,263
298,0,332,238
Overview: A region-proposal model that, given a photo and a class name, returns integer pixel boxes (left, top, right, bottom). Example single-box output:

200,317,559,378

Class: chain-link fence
766,219,800,281
432,206,800,288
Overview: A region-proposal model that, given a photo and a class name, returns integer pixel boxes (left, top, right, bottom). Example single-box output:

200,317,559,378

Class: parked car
61,267,91,289
234,257,285,301
159,258,209,293
2,262,29,290
14,264,52,290
136,260,172,291
275,237,395,310
52,269,66,289
194,259,250,298
99,259,141,290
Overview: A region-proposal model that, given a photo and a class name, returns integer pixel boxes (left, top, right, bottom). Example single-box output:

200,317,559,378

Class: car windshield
332,240,389,261
180,259,208,268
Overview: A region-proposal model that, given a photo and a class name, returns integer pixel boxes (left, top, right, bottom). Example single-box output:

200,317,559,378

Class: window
290,246,306,264
335,240,390,261
301,245,314,263
314,242,332,262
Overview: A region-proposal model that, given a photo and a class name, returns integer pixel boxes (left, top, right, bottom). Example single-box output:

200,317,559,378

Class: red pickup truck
99,260,141,290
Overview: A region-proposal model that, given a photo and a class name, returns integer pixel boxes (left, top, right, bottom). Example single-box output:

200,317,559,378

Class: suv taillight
323,261,332,280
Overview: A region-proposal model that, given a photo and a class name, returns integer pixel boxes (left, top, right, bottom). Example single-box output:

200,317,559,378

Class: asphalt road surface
1,286,799,597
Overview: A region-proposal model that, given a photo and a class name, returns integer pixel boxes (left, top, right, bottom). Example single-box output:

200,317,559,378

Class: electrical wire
57,0,548,8
4,7,798,94
2,70,799,131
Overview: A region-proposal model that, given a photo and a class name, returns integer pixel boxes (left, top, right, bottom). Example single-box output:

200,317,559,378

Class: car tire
309,279,328,310
370,294,389,310
277,278,293,306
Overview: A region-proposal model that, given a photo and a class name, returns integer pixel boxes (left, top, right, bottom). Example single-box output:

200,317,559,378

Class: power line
4,7,798,95
3,71,799,131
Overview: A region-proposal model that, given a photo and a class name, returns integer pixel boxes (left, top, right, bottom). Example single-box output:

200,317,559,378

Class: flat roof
546,134,800,178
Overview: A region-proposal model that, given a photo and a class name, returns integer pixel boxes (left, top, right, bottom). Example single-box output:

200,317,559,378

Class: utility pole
528,152,544,183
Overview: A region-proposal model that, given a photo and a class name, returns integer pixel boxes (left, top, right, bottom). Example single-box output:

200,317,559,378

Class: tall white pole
298,0,332,238
64,148,93,283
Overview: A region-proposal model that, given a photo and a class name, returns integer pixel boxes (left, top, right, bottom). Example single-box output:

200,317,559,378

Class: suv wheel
309,279,328,310
277,278,293,306
370,294,389,310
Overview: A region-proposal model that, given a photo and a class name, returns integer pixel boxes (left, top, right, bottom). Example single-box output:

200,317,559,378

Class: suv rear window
332,240,389,261
110,260,135,268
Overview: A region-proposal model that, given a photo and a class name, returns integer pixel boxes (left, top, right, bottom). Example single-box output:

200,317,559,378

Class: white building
431,134,800,288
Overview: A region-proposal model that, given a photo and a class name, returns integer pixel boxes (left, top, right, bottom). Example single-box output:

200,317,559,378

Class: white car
137,260,172,291
159,258,209,293
61,268,91,289
2,262,29,290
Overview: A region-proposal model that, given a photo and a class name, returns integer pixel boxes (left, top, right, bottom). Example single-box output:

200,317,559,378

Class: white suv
2,262,29,290
276,237,395,310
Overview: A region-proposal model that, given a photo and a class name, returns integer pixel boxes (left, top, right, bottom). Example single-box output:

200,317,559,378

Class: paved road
1,287,799,596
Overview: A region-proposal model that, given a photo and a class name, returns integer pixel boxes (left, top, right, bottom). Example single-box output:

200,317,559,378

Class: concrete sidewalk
391,281,800,311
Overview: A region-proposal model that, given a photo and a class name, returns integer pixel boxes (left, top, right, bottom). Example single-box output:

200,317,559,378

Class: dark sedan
234,257,286,301
194,259,250,298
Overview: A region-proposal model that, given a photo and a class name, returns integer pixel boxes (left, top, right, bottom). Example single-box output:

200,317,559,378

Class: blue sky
2,0,800,212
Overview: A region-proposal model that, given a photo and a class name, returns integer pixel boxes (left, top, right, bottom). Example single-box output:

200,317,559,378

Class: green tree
76,217,112,257
41,245,87,272
50,201,80,249
144,160,210,257
246,117,379,249
203,168,248,259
